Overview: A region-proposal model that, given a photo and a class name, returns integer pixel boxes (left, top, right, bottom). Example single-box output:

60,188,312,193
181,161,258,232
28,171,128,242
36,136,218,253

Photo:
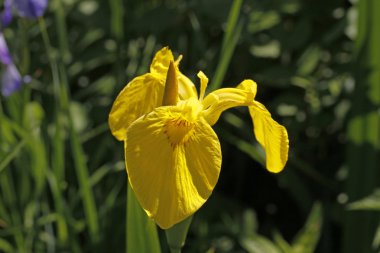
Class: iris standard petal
178,73,198,100
249,101,289,173
125,106,221,229
202,80,257,125
108,74,164,141
150,47,197,100
150,47,175,76
14,0,48,18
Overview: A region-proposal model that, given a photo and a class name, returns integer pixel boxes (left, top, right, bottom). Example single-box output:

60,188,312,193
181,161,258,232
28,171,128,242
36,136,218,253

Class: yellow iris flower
109,47,289,229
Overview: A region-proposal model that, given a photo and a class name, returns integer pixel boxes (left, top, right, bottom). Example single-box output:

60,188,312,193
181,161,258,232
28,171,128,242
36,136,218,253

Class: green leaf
0,238,14,253
291,203,323,253
273,231,293,253
240,235,282,253
296,45,321,76
127,183,161,253
348,189,380,211
248,11,280,33
372,223,380,250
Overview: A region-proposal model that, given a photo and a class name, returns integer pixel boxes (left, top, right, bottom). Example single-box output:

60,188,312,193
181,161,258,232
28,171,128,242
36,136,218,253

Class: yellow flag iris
109,47,289,229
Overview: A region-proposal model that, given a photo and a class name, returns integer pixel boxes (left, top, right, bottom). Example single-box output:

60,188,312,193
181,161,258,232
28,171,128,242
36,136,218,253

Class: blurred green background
1,0,380,252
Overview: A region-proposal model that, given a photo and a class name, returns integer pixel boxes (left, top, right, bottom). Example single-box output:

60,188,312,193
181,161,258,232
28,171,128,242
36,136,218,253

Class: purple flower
0,33,12,65
0,32,27,96
1,0,48,25
1,63,22,96
1,0,13,27
13,0,48,18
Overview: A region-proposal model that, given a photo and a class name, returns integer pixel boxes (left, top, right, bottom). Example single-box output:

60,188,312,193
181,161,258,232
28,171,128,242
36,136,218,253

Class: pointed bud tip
162,61,179,106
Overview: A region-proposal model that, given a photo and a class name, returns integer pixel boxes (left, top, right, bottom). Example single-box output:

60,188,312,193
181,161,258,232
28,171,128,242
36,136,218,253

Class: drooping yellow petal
249,101,289,173
109,74,164,141
202,80,257,125
125,105,221,229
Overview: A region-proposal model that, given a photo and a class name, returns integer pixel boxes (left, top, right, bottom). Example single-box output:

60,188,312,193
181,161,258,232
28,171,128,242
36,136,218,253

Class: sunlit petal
178,73,198,100
125,106,221,229
249,101,289,173
150,47,175,76
108,74,164,141
197,71,208,101
149,47,197,99
202,80,257,125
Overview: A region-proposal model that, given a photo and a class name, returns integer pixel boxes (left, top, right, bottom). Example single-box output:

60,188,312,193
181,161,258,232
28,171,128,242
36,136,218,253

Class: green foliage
0,0,378,252
348,189,380,211
127,184,161,253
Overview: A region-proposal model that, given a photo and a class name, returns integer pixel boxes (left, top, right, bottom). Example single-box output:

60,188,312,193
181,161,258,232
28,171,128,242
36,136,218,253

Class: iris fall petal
249,101,289,173
125,105,221,229
202,80,257,125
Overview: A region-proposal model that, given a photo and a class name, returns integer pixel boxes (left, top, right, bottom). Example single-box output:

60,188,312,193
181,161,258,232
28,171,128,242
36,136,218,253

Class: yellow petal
150,47,197,100
178,73,198,100
150,47,175,76
202,80,257,125
249,101,289,173
108,74,164,141
197,71,208,101
125,106,221,229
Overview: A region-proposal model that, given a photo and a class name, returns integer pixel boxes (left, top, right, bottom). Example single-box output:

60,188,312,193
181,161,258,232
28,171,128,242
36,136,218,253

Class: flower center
164,118,194,147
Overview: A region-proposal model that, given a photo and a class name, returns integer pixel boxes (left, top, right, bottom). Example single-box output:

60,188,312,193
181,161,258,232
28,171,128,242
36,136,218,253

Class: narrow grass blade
46,170,69,245
209,0,244,91
127,183,161,253
0,140,25,174
221,0,244,54
69,124,100,242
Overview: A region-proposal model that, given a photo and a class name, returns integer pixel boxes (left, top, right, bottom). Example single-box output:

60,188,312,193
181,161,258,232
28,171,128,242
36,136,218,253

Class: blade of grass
0,140,26,174
127,183,161,253
46,170,69,245
209,0,244,91
221,0,244,54
68,122,100,242
38,17,100,242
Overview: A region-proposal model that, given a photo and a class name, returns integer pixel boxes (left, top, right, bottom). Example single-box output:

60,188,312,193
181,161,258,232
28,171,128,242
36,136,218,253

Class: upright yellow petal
178,73,198,100
109,74,164,141
150,47,175,76
125,105,221,229
249,101,289,173
202,80,257,125
149,47,197,100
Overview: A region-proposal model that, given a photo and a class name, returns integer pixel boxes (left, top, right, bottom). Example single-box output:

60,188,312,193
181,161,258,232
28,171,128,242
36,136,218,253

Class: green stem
165,216,193,253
